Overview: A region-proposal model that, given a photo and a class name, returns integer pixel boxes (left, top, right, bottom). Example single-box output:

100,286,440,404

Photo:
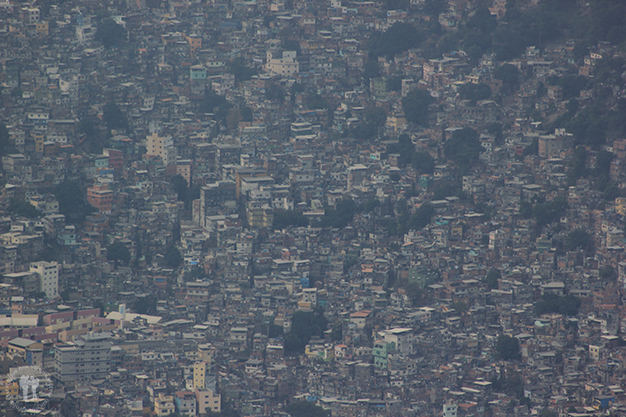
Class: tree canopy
9,199,41,219
458,82,492,104
273,210,308,229
285,308,327,355
486,268,501,290
107,241,131,267
322,199,358,229
95,19,127,48
103,102,129,132
0,123,13,157
349,106,387,141
443,128,483,174
532,197,568,228
368,23,422,59
386,134,435,174
535,293,581,316
402,89,434,126
565,228,592,252
164,246,182,268
494,64,521,93
285,401,330,417
54,180,96,224
229,59,258,83
496,334,521,361
135,294,157,315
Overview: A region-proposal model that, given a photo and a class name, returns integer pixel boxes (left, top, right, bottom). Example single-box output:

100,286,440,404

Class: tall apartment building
195,388,221,414
146,132,176,166
265,50,299,77
29,260,58,299
54,333,111,383
197,181,237,227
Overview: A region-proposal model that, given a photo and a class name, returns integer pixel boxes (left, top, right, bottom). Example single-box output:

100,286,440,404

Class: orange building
87,183,114,213
185,34,202,56
103,148,124,174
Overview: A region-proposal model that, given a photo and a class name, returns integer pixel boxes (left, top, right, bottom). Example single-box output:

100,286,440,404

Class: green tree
496,334,521,360
458,82,492,104
164,246,182,268
362,58,380,82
450,301,468,314
367,22,422,59
266,84,286,102
8,199,41,218
491,373,525,398
79,117,105,153
171,174,188,202
402,89,434,126
172,221,181,244
386,134,415,167
54,180,96,224
322,199,358,228
351,106,388,141
407,203,434,230
523,138,538,156
273,210,309,229
532,198,567,228
494,64,521,94
558,294,581,316
307,94,329,109
135,294,157,315
364,106,387,129
423,0,446,17
535,293,581,316
103,102,129,132
599,265,616,282
486,268,501,290
285,401,330,417
386,76,402,92
443,128,483,174
229,59,258,83
565,228,592,252
330,321,343,341
0,123,12,157
107,241,131,267
95,19,127,48
403,281,425,306
412,151,435,175
285,308,327,355
240,106,253,122
269,322,283,338
467,6,498,33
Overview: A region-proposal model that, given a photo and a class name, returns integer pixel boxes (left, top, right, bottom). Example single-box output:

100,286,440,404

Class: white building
54,333,112,383
265,50,299,77
443,401,458,417
30,260,58,299
382,328,415,355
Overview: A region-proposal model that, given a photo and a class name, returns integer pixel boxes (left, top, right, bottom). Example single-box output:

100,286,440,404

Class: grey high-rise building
54,333,111,383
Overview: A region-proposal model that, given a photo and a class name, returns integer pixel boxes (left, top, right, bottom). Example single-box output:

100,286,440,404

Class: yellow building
193,361,210,389
198,344,213,363
36,21,48,35
616,197,626,216
154,394,175,417
0,381,19,401
386,114,407,132
33,133,45,153
246,203,274,228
